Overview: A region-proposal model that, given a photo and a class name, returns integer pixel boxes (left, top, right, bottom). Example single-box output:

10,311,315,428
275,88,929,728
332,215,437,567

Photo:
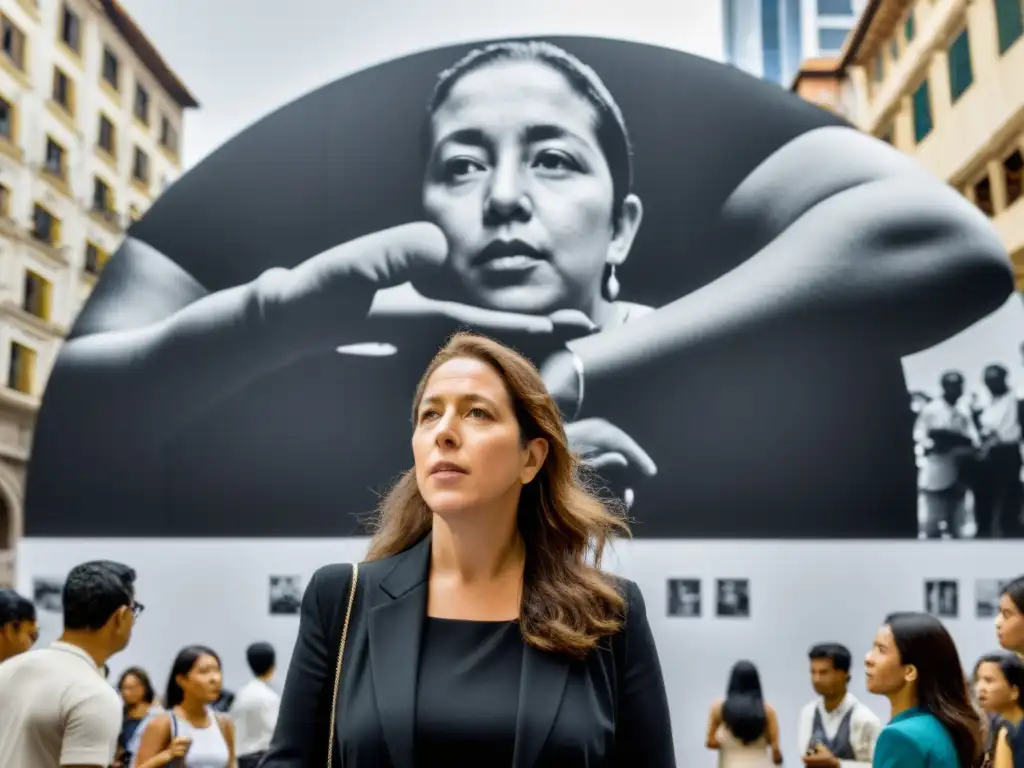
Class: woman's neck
431,512,523,584
887,686,919,719
127,701,150,719
176,697,209,722
998,704,1024,725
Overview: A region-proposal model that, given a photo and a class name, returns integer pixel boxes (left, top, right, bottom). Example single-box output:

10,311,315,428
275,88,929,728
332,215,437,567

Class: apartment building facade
791,0,1024,291
0,0,197,584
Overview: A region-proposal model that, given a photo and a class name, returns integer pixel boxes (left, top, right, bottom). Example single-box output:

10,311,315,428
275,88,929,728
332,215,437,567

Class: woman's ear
903,664,918,684
520,437,549,485
606,194,643,270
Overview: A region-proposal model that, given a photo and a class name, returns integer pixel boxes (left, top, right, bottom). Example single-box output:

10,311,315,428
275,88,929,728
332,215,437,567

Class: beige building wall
0,0,196,585
793,0,1024,287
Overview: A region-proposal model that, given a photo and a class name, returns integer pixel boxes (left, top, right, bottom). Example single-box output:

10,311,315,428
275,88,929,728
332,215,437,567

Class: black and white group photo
666,578,701,618
268,575,302,616
715,579,750,618
31,577,62,614
975,578,1007,619
924,579,959,619
909,339,1024,539
22,34,1018,542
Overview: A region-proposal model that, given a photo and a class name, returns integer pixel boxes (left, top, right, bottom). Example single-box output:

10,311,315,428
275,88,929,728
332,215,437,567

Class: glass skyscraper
723,0,867,85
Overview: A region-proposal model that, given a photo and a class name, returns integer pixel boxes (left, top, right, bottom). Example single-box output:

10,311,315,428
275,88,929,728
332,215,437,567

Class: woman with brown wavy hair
261,332,675,767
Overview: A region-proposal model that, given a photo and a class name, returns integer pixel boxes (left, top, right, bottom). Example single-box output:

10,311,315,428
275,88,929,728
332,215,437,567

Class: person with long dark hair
705,660,782,766
973,651,1024,768
865,612,986,768
116,666,156,767
997,577,1024,658
135,646,235,768
261,333,675,766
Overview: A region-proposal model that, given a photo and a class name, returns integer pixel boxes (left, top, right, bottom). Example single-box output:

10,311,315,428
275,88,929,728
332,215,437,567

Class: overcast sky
117,0,726,169
117,0,1024,384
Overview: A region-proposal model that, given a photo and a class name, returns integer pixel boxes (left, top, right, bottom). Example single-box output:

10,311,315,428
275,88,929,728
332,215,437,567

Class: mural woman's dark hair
885,612,986,768
164,645,221,709
722,659,768,745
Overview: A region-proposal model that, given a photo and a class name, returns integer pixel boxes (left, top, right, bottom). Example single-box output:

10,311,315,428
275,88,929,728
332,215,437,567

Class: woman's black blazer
259,533,676,767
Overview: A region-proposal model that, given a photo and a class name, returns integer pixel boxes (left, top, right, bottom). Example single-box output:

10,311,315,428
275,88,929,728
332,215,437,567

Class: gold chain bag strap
326,562,359,768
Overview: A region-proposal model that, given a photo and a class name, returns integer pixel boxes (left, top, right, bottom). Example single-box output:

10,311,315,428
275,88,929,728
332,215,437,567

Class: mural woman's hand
263,222,553,347
566,417,657,508
369,282,555,337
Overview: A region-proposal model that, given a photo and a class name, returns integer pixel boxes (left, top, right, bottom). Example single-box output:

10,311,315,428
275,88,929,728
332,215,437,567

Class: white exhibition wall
17,538,1019,768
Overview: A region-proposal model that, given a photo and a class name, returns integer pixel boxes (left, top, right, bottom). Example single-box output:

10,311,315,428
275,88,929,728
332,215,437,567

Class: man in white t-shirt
0,560,141,768
798,643,882,767
230,641,281,768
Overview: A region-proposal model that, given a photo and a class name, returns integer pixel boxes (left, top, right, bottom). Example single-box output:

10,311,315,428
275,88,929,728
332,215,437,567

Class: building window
22,270,51,320
32,203,60,245
101,46,119,90
889,37,899,62
947,28,973,103
2,16,26,72
92,177,113,212
84,242,108,274
872,52,884,82
133,84,150,125
52,67,75,114
817,27,850,52
974,175,995,216
996,0,1024,54
904,11,915,42
817,0,853,13
761,0,782,84
97,114,116,156
0,96,12,140
60,5,81,53
44,136,65,178
1005,149,1023,207
8,341,35,394
159,116,178,154
132,146,150,183
912,79,932,143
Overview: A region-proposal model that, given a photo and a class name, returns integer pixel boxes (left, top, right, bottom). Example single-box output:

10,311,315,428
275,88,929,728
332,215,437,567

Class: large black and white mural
23,36,1023,540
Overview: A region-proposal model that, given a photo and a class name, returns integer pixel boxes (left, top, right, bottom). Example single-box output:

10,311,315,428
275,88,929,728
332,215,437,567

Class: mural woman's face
423,58,640,317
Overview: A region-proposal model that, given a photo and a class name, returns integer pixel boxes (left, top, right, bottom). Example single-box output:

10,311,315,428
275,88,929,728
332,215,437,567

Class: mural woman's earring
605,264,620,302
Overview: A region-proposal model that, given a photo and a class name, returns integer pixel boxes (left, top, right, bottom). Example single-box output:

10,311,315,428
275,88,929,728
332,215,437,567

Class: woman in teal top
865,612,986,768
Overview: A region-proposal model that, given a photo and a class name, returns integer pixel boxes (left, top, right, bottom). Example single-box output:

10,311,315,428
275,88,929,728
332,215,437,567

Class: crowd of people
3,334,1024,768
1,566,1023,767
0,567,281,768
703,591,1024,768
912,354,1024,539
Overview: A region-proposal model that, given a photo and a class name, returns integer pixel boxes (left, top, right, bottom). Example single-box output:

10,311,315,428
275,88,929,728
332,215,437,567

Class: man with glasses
0,560,140,768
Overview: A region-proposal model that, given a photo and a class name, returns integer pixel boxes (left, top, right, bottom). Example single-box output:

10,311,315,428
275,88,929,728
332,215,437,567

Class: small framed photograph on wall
924,579,958,619
667,578,701,618
715,578,750,618
974,579,1007,619
32,577,63,613
268,575,302,616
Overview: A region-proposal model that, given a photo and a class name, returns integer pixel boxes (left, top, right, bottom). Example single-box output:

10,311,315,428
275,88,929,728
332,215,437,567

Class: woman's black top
414,617,524,764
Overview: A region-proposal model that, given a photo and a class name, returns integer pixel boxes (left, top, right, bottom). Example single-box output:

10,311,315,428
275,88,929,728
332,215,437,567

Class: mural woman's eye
534,150,578,173
468,407,491,419
444,157,486,182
